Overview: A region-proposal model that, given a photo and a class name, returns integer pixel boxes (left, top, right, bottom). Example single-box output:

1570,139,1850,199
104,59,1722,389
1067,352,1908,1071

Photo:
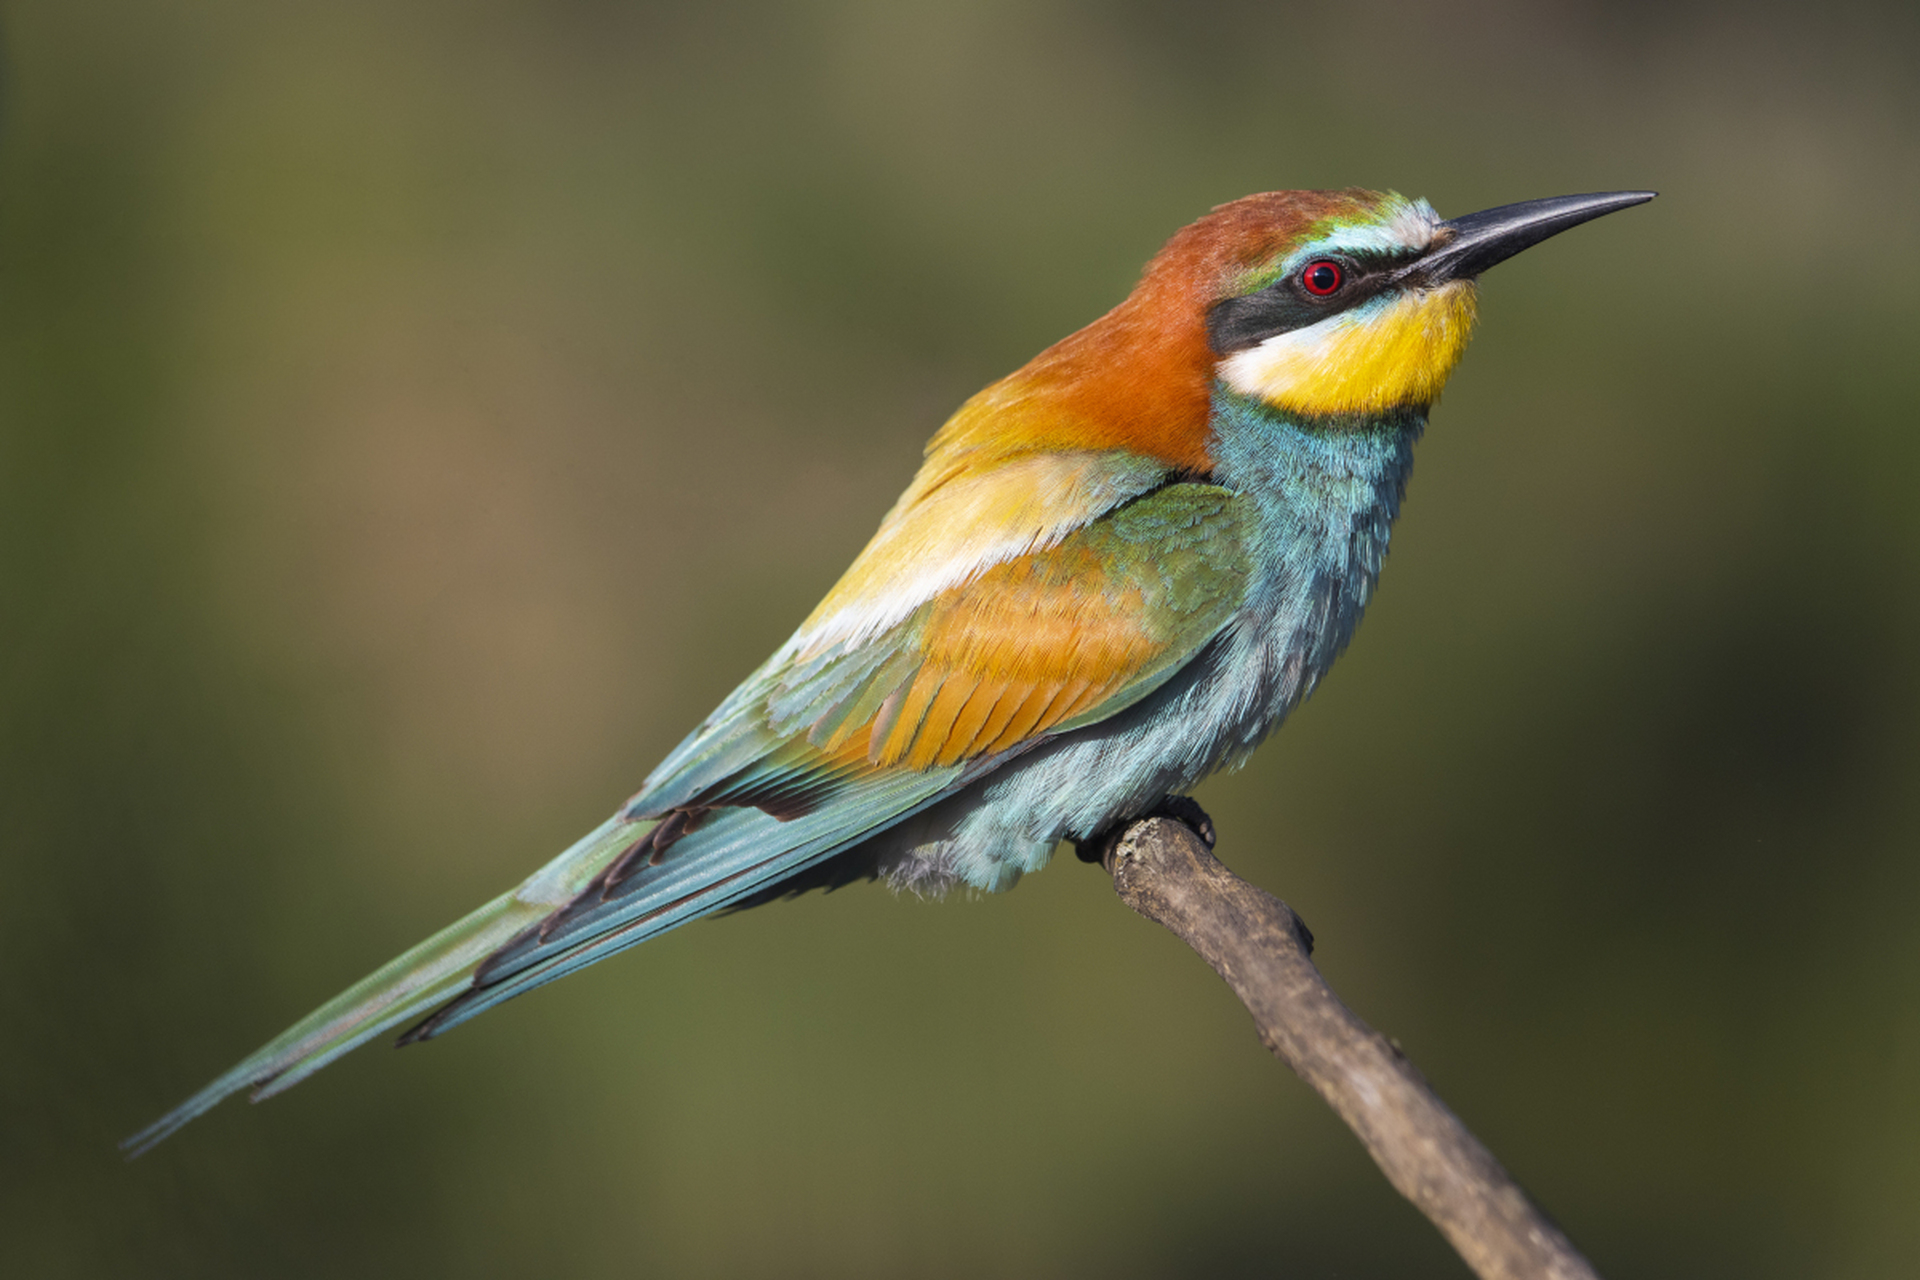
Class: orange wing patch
867,536,1169,769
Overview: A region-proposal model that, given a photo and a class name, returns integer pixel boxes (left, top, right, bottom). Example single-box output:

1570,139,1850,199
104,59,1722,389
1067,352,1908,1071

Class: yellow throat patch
1217,281,1479,417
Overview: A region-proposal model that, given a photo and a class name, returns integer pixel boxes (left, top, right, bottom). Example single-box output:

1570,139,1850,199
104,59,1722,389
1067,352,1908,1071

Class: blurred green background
4,1,1918,1276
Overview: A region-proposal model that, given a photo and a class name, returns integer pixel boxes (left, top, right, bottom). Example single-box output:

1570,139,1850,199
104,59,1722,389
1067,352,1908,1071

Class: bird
125,186,1653,1155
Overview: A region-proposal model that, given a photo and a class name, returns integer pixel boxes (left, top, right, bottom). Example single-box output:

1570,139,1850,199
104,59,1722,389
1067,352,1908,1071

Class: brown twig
1092,809,1600,1280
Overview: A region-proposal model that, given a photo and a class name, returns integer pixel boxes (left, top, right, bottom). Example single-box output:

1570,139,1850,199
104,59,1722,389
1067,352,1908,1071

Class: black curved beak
1404,190,1656,286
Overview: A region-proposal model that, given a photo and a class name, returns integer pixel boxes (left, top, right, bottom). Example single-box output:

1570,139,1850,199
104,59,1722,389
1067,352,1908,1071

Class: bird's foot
1074,795,1216,869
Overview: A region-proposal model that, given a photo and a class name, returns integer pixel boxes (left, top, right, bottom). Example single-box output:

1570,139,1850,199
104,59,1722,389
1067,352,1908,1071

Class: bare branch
1096,811,1600,1280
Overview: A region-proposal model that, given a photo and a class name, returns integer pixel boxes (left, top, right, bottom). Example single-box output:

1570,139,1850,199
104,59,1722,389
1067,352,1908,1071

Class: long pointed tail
121,816,636,1158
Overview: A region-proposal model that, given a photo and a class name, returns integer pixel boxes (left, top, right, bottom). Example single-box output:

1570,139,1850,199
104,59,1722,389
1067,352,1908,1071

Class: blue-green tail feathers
119,815,637,1158
121,764,967,1157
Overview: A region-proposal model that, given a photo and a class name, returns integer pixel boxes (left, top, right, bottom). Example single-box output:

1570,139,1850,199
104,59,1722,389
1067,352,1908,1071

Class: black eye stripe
1206,254,1397,354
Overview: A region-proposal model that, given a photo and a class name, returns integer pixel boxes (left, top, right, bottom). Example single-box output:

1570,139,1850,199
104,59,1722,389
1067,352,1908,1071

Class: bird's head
934,187,1652,474
1185,187,1654,420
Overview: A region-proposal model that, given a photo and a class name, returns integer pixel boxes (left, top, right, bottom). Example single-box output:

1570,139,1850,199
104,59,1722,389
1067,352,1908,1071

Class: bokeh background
5,1,1918,1276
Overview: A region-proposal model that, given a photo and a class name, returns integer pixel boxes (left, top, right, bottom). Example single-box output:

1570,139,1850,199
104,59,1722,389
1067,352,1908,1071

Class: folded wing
403,477,1251,1039
125,459,1251,1152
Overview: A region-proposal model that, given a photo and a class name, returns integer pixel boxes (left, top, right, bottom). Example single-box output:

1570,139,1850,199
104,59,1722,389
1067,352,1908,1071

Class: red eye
1301,260,1344,296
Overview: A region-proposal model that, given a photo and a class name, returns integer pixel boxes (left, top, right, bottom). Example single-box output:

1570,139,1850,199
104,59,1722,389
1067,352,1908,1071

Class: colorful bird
126,186,1653,1155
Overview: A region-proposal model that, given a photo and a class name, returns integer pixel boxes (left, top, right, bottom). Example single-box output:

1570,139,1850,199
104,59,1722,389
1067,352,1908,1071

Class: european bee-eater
127,187,1653,1154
